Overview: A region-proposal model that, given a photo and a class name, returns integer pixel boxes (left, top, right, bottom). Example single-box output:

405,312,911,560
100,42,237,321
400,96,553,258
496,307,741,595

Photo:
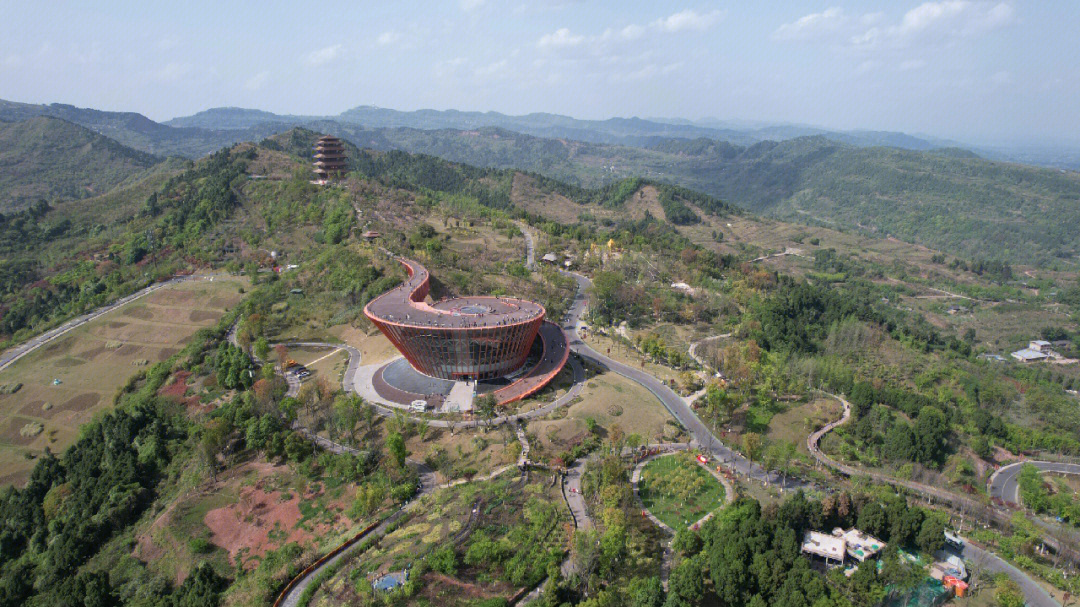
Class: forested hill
679,136,1080,266
0,117,164,212
311,126,1080,266
262,127,736,222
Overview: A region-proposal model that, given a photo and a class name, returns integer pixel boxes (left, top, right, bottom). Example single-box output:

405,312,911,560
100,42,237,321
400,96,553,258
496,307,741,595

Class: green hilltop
0,116,166,212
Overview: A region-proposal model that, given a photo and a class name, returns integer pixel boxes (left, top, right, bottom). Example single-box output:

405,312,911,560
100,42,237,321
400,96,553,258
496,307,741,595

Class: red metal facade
364,258,545,380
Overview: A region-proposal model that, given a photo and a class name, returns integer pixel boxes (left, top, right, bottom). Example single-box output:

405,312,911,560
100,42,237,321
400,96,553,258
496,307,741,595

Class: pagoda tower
312,135,347,181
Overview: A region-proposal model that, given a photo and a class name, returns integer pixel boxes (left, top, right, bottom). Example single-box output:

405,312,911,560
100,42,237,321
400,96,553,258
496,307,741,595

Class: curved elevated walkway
493,321,569,404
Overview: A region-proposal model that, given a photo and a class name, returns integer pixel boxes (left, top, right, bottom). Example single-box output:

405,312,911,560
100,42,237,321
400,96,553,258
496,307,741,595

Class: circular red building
364,258,547,380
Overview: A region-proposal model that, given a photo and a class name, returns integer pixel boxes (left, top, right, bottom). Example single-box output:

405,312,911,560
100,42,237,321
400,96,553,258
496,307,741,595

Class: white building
801,531,846,563
1012,348,1048,363
834,528,886,562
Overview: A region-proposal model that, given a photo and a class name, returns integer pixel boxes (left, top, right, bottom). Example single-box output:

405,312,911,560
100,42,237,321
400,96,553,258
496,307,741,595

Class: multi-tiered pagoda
312,135,347,181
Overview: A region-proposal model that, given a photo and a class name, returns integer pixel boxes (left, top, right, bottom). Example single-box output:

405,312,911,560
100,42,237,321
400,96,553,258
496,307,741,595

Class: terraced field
0,276,246,486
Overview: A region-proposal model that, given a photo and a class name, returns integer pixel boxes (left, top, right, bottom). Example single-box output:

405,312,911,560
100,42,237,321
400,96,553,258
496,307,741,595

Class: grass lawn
765,397,842,456
638,452,726,531
527,368,681,463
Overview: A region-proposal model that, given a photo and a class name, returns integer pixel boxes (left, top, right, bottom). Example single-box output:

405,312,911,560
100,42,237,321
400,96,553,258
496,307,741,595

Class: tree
254,337,270,360
761,440,780,484
278,397,299,423
476,394,497,427
913,406,949,467
386,432,407,469
665,554,704,607
850,382,875,418
429,545,458,575
848,556,885,607
252,378,273,413
888,503,924,548
916,517,946,555
884,423,916,462
672,528,702,557
332,395,362,444
609,424,625,454
198,418,228,481
742,432,763,464
705,383,736,423
995,576,1025,607
857,501,890,540
172,562,227,607
626,576,665,607
284,431,313,462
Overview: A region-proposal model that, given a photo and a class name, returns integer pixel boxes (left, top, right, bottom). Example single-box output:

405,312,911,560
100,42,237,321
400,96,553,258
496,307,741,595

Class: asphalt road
958,542,1059,607
520,222,537,271
559,270,805,490
804,383,1070,606
989,460,1080,505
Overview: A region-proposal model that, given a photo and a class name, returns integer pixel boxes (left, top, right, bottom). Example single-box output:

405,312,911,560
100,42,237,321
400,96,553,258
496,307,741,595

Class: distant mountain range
165,104,967,152
3,97,1080,265
0,99,282,158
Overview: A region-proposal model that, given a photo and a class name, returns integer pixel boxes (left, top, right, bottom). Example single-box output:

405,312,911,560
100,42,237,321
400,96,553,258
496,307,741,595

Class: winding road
803,393,1072,607
989,460,1080,505
561,270,805,491
686,333,730,371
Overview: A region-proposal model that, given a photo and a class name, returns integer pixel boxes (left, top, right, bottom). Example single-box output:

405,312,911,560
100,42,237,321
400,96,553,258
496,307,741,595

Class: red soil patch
204,484,333,568
201,462,352,569
158,371,193,401
132,461,283,583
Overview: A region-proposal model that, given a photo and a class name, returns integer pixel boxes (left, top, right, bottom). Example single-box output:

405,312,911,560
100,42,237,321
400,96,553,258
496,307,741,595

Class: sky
1,1,1077,145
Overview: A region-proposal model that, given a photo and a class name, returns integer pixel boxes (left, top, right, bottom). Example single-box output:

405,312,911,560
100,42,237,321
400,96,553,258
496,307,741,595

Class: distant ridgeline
4,96,1080,265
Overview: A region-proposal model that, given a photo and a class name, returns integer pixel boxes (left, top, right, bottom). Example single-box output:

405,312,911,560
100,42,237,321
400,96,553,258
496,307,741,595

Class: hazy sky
2,1,1077,144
